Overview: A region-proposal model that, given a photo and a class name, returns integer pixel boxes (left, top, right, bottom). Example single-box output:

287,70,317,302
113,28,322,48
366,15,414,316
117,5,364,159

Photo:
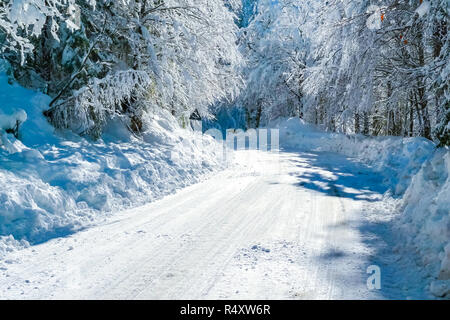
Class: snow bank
397,149,450,297
273,117,449,298
0,72,225,248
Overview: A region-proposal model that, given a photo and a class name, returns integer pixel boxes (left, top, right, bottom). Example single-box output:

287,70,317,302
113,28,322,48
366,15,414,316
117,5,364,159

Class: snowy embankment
400,150,450,297
0,72,224,252
273,118,450,297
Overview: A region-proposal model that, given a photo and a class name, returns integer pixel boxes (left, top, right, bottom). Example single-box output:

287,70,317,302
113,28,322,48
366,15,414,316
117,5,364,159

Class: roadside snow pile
397,149,450,297
0,72,225,248
0,235,29,257
273,117,449,298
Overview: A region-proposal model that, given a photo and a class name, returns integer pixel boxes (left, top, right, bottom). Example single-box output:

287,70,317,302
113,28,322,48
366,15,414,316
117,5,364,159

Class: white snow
272,118,435,195
366,5,382,30
0,109,27,131
0,0,447,300
0,150,401,299
271,118,449,298
0,72,226,247
8,0,47,37
415,1,431,18
398,150,450,297
0,74,448,298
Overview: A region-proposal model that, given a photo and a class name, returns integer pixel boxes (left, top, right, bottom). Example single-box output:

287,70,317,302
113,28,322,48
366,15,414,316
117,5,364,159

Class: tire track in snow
0,150,385,299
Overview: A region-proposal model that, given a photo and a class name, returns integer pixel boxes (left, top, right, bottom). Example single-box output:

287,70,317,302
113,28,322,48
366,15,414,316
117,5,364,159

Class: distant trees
305,0,448,145
237,0,308,128
1,0,448,146
238,0,449,146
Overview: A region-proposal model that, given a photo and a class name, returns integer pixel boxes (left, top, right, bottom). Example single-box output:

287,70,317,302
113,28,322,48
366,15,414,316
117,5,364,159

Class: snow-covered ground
272,119,450,298
0,150,429,299
0,70,448,298
398,149,450,297
0,72,225,250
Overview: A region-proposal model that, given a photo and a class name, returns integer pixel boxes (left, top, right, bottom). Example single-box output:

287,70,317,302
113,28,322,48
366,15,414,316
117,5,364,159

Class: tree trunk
255,103,263,128
354,112,360,134
409,104,414,137
363,111,369,135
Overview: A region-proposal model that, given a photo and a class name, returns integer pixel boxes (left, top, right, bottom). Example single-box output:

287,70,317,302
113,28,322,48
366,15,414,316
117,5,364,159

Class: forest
0,0,449,300
0,0,448,145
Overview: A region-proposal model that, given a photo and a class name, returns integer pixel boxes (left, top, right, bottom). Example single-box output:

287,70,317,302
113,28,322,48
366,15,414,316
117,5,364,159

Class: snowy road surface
1,150,406,299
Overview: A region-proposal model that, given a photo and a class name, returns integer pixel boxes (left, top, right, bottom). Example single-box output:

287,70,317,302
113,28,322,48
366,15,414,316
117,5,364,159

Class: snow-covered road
1,149,399,299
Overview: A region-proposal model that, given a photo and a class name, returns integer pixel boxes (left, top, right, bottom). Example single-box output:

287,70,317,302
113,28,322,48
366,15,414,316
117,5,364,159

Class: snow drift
273,117,449,298
0,72,225,250
398,149,450,297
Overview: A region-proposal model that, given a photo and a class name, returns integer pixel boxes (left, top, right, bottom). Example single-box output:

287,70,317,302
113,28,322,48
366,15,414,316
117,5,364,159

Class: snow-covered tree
0,0,79,64
238,0,309,127
2,0,448,145
2,0,243,138
301,0,448,143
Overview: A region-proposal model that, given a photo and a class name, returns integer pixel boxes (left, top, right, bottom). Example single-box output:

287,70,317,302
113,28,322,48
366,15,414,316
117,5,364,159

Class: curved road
0,150,391,299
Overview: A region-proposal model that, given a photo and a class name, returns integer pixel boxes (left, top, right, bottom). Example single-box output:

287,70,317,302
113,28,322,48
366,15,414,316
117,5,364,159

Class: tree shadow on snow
280,148,430,299
283,149,388,201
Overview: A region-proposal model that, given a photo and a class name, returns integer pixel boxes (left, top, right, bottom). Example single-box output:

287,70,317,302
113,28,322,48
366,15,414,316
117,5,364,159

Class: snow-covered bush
0,109,27,136
0,0,81,64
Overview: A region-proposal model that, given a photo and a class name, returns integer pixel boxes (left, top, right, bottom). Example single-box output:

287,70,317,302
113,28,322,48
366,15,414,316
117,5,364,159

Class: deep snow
0,70,448,298
0,150,422,299
272,118,450,298
398,149,450,297
272,118,436,195
0,71,226,251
